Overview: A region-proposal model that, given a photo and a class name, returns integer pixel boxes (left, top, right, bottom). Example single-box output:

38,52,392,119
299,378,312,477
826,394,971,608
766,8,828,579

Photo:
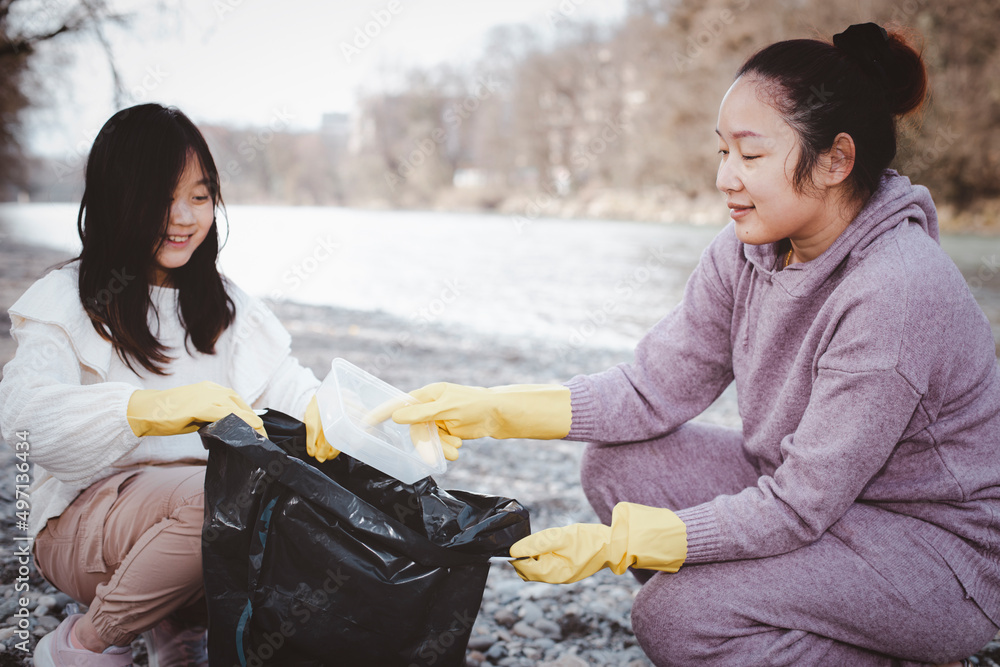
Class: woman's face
715,76,831,247
151,155,215,286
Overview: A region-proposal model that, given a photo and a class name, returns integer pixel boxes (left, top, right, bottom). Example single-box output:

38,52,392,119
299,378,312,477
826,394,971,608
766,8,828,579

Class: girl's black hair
736,26,928,203
73,103,235,376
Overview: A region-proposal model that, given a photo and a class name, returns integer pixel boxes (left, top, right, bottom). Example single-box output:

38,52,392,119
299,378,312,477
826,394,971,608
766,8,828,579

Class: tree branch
0,7,90,59
80,0,126,107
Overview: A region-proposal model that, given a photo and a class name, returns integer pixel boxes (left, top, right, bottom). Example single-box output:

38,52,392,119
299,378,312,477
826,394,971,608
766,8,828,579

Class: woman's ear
818,132,856,187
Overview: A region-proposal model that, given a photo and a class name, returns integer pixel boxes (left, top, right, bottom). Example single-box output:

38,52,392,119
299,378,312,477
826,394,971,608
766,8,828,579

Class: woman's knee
579,442,608,494
631,571,729,666
580,443,623,523
580,438,677,523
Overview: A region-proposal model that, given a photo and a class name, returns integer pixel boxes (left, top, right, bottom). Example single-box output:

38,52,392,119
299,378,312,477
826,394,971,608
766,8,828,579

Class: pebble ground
0,240,997,666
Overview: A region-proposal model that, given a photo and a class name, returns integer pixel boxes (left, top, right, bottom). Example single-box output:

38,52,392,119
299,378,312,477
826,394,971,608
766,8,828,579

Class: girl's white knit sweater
0,262,321,539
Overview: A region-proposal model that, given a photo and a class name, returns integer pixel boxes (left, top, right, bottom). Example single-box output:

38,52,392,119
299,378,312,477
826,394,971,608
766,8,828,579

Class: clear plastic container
315,358,446,484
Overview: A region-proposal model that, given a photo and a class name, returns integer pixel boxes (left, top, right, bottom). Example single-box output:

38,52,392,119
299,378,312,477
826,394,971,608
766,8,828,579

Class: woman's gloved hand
363,395,462,461
391,383,572,447
127,381,267,438
509,502,687,584
304,394,340,462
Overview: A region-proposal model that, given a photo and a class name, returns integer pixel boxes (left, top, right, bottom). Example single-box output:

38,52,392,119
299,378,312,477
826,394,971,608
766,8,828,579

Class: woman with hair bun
394,23,1000,665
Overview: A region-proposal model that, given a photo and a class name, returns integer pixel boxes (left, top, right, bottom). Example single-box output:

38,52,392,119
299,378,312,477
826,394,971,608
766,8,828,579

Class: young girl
393,23,1000,666
0,103,343,666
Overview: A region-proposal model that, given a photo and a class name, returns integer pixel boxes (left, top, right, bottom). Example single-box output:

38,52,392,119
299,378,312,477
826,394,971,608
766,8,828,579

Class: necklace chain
784,247,793,268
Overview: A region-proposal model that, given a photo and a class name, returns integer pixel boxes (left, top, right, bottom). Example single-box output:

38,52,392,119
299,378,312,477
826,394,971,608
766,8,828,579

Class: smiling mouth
727,204,754,220
166,234,193,244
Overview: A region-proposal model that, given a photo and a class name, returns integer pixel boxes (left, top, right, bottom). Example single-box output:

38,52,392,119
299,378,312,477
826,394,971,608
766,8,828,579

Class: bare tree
0,0,130,195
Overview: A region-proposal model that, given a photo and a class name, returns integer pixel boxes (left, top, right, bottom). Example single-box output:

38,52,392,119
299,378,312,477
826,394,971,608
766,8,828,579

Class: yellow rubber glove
391,383,572,443
363,395,462,461
509,502,686,584
304,394,340,463
127,381,266,438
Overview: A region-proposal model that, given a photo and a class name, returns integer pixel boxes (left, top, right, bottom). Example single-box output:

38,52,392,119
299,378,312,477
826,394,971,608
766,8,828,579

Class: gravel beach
0,239,997,666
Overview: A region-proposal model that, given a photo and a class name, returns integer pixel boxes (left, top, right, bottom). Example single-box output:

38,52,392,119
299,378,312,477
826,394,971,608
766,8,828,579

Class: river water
2,203,998,351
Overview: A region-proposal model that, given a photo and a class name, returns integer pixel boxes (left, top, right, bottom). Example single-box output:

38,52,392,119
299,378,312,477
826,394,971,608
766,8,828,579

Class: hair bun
833,23,927,117
881,28,928,117
833,23,892,82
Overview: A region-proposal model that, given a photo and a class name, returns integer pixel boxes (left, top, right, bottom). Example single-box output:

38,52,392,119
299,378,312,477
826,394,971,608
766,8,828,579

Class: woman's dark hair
736,25,927,203
74,103,235,376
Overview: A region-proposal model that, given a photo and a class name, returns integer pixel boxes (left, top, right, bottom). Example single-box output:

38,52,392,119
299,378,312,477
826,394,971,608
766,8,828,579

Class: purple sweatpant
580,422,998,666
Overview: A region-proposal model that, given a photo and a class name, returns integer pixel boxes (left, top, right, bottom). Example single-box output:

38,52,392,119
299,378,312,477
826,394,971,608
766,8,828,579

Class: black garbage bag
199,409,530,667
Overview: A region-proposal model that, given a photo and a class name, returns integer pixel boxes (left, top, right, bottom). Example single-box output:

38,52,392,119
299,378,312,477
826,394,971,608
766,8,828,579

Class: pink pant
33,465,208,648
580,422,998,666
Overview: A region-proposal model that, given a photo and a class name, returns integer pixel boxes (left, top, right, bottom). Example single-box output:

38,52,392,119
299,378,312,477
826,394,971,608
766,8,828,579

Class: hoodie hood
742,169,939,298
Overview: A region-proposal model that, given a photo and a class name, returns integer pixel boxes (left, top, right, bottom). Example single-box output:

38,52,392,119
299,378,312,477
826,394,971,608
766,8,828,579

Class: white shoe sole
34,625,134,667
32,631,57,667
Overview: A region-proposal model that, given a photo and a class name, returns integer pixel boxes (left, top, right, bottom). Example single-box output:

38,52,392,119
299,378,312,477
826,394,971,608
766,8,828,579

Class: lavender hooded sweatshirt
565,170,1000,623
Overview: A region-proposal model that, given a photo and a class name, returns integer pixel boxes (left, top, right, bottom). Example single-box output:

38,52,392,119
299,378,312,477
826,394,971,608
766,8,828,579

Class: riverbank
14,182,1000,236
363,185,1000,236
0,239,997,666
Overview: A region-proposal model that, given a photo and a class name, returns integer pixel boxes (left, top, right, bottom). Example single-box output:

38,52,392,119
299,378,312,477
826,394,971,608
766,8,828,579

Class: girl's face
152,155,215,286
715,76,832,247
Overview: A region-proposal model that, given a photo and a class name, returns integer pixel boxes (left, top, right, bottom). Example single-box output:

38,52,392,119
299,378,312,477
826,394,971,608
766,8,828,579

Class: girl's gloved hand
509,502,687,584
126,381,267,438
391,382,572,445
304,394,340,462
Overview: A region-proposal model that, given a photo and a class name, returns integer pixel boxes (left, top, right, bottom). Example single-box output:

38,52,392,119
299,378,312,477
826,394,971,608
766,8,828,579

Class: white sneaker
33,613,133,667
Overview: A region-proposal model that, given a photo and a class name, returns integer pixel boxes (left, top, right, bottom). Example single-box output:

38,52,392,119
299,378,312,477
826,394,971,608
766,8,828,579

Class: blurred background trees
337,0,1000,228
5,0,1000,230
0,0,130,195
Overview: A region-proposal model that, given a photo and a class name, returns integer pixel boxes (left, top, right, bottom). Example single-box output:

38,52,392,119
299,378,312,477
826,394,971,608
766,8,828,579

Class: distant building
320,112,350,139
320,112,352,158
